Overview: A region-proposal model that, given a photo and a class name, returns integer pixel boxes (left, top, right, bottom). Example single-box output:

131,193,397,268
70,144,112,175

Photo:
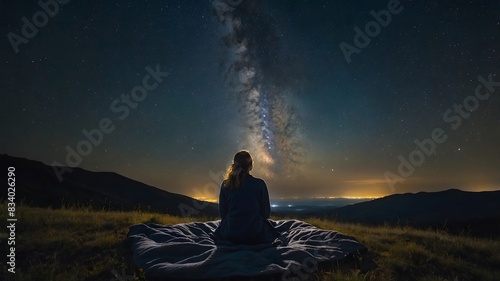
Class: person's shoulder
248,175,267,187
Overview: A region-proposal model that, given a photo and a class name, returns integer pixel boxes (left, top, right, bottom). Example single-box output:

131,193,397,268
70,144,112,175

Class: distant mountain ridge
2,154,499,236
315,188,500,237
0,154,218,217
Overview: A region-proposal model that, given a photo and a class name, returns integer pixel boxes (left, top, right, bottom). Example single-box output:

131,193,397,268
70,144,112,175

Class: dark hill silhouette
0,154,218,217
315,189,500,237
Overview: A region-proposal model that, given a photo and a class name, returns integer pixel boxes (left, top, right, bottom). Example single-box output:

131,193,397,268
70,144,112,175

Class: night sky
1,0,499,200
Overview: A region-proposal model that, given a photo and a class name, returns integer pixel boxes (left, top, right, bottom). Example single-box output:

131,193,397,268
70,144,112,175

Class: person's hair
223,150,253,189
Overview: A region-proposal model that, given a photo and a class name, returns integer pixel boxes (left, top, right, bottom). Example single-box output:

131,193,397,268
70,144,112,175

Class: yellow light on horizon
467,186,500,192
192,196,218,203
313,196,381,200
193,195,382,202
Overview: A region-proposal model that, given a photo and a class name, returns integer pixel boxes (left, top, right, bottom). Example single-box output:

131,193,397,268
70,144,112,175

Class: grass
1,203,499,281
303,217,500,281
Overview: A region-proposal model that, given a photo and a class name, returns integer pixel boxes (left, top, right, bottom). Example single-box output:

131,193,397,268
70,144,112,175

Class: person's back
214,151,278,245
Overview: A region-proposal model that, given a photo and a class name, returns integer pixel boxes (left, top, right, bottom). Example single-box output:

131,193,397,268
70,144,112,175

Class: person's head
223,150,253,189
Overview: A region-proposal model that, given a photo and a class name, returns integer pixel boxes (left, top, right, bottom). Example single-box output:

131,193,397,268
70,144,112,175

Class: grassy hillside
1,202,499,281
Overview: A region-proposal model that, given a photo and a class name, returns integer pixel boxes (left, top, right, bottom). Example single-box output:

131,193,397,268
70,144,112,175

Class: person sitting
214,150,280,245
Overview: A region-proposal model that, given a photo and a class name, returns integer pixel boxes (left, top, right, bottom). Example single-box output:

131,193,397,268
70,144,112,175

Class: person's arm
218,183,228,220
260,180,271,219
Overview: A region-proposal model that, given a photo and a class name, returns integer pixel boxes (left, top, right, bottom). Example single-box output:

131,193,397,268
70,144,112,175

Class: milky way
215,0,305,178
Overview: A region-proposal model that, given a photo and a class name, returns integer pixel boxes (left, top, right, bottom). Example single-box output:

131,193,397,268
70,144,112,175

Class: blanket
127,219,367,280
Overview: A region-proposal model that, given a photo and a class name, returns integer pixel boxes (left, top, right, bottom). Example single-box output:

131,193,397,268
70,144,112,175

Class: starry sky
1,0,499,200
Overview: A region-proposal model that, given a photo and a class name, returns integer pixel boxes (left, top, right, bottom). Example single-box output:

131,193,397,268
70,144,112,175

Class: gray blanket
127,219,367,280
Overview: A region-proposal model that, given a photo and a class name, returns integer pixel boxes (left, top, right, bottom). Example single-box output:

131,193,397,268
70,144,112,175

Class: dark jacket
214,174,279,244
